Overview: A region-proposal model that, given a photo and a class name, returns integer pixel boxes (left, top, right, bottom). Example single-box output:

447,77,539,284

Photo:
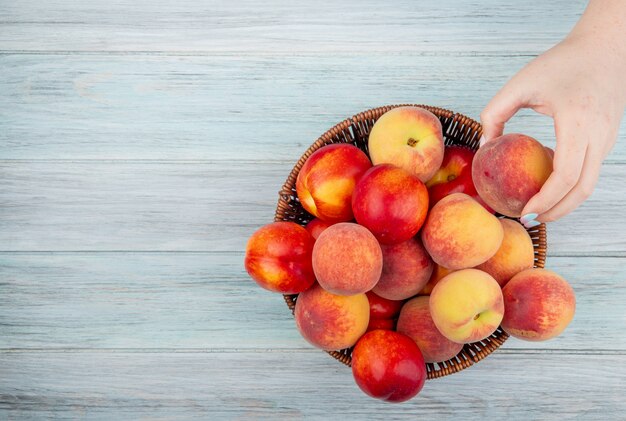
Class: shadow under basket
274,104,547,380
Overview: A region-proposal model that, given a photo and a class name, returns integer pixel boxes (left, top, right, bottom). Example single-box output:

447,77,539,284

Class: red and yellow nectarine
352,164,429,245
296,143,371,222
244,222,316,294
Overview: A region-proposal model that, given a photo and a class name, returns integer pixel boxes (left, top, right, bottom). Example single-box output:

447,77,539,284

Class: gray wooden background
1,0,625,419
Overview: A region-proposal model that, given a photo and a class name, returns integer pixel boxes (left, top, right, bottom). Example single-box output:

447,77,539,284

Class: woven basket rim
274,104,547,380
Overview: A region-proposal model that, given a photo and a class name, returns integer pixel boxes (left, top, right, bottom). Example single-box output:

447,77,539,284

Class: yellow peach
476,218,535,287
421,193,503,270
429,269,504,344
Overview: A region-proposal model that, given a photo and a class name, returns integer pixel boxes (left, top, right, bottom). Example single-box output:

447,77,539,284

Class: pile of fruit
244,106,576,403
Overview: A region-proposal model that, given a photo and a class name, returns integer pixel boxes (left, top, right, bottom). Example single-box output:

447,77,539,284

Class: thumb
480,82,529,146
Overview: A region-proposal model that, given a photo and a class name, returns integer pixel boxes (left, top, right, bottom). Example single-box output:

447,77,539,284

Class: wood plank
1,53,625,161
1,161,624,253
0,0,586,53
0,351,623,420
1,254,623,350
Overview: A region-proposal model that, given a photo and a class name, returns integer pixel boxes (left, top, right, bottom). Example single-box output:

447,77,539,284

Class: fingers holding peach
473,134,553,217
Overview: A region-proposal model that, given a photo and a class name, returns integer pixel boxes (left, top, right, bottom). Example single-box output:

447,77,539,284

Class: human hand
480,32,626,226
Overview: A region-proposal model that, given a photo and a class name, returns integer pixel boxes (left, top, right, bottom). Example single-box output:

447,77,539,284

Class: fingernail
479,135,486,147
524,220,541,228
520,213,538,224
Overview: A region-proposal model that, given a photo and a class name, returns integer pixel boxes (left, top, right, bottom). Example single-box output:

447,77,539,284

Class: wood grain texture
0,253,624,351
1,351,624,420
1,53,625,161
1,161,624,253
0,0,586,54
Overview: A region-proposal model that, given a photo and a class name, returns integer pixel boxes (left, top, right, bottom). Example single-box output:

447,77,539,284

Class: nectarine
351,330,426,402
296,143,371,222
244,222,315,294
352,164,429,245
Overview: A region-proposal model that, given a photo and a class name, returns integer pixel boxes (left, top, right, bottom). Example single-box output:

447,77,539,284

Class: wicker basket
274,104,547,379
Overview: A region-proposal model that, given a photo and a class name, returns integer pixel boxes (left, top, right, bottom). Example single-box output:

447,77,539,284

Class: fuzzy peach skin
351,330,427,403
397,296,463,363
296,143,371,222
502,268,576,341
352,164,429,245
476,218,535,287
429,269,504,344
244,222,315,294
419,264,454,295
294,283,369,351
421,193,504,270
373,237,434,300
305,218,334,241
472,133,553,217
312,222,382,295
368,106,445,182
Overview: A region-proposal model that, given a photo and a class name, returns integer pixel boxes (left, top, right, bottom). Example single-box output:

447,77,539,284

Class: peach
419,264,454,295
368,106,445,182
312,222,382,295
296,143,371,222
472,133,553,217
373,237,434,300
421,193,503,270
352,164,429,244
397,296,463,363
476,218,535,287
502,268,576,341
295,283,369,351
429,269,504,344
305,218,334,241
352,330,427,402
244,222,315,294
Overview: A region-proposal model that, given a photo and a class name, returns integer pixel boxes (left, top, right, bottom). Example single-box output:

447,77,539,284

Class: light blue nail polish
520,213,538,224
525,220,541,228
